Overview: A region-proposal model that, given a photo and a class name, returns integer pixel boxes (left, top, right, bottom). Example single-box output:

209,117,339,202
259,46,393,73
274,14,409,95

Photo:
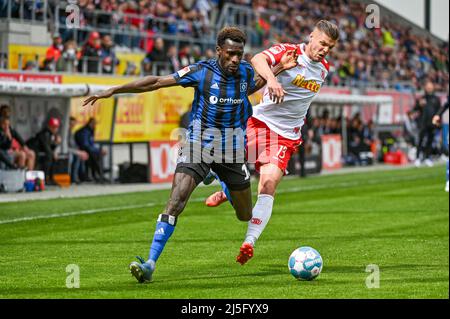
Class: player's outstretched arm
249,50,298,97
83,74,178,106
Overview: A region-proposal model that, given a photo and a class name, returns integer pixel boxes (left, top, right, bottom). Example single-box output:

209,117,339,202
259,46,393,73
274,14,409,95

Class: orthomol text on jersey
291,75,321,93
209,96,245,105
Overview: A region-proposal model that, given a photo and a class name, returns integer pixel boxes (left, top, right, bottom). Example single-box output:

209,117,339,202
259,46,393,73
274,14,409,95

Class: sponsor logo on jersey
211,82,219,89
291,75,321,93
209,96,244,105
240,82,248,92
268,45,283,55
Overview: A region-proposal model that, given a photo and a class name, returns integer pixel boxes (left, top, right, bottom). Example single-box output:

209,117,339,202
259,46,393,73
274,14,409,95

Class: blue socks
148,214,177,264
220,179,233,206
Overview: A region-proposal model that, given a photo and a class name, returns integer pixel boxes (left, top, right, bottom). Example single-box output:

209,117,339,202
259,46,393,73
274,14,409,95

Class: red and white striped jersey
252,43,330,140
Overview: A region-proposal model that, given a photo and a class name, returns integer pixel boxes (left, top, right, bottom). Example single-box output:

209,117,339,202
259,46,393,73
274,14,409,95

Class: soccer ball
288,246,323,280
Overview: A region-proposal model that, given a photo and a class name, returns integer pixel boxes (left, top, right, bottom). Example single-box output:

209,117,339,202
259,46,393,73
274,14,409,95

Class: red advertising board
321,134,342,170
0,72,62,83
149,141,178,183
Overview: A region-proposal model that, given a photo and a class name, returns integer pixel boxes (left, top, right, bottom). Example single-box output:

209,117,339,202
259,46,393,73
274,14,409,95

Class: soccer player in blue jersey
83,27,297,283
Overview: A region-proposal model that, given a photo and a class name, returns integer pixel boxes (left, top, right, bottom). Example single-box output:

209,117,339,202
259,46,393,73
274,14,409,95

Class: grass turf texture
0,166,448,299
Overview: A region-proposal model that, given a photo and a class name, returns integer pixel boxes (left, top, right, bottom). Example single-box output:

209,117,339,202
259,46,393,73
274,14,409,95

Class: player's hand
280,50,298,71
432,115,441,126
83,88,114,107
267,78,285,104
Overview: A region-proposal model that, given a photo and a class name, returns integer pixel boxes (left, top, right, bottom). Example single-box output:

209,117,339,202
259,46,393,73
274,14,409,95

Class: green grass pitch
0,166,448,298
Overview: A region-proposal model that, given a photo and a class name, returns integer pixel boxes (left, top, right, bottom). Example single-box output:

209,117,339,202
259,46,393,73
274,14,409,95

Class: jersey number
242,164,250,181
276,146,288,159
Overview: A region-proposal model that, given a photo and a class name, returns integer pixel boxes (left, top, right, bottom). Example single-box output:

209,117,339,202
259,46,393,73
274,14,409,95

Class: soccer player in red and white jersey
205,20,340,265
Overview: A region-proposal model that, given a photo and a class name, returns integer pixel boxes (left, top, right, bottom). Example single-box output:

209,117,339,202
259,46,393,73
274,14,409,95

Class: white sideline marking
0,203,155,225
0,173,438,225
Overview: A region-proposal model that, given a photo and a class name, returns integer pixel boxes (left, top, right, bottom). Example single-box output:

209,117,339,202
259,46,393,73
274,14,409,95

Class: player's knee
235,205,252,221
259,179,277,196
166,196,188,215
17,151,26,161
167,202,184,216
28,150,36,161
237,212,252,222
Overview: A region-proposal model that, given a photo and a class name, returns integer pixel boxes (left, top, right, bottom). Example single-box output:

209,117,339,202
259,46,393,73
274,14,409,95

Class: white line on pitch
0,173,439,225
0,203,155,225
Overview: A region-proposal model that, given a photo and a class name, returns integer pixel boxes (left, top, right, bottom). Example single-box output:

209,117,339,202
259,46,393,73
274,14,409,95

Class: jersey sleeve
261,43,299,66
172,63,203,87
248,65,257,92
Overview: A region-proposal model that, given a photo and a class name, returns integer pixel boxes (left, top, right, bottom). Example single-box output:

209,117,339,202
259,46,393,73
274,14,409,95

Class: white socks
244,194,274,246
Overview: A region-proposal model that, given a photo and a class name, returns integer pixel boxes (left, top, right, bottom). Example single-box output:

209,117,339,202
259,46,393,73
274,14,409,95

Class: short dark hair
315,20,340,41
0,104,11,118
217,26,247,47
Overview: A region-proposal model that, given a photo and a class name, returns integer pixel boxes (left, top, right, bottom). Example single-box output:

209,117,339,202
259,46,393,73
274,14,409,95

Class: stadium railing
0,0,48,24
52,5,219,51
216,2,295,47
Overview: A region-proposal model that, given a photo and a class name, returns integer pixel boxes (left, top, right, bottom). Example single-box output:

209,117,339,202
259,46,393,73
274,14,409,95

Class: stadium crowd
1,0,448,91
231,0,449,91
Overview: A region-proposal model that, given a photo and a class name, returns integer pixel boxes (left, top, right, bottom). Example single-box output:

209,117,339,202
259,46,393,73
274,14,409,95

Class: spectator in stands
58,40,80,73
78,31,102,73
0,105,35,170
100,34,119,74
68,117,89,184
23,61,37,71
414,81,442,167
96,0,114,29
0,116,17,170
26,117,61,184
0,0,8,18
1,0,448,90
204,48,215,60
178,44,196,68
346,116,371,165
41,34,63,72
167,45,181,73
75,118,107,183
142,37,168,76
121,0,144,48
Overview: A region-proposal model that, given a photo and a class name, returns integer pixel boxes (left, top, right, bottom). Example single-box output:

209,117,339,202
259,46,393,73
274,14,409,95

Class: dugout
0,80,119,183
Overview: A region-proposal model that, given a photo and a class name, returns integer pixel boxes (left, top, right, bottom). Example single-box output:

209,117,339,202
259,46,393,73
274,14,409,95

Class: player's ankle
244,236,256,246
